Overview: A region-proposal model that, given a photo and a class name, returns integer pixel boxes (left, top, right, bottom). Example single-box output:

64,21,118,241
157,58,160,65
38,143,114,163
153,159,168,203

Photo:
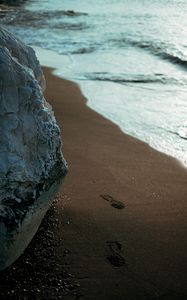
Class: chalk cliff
0,27,67,270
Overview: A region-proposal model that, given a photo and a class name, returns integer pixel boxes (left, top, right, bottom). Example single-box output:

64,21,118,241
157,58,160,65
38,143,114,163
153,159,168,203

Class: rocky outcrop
0,27,68,270
0,0,27,5
0,27,46,90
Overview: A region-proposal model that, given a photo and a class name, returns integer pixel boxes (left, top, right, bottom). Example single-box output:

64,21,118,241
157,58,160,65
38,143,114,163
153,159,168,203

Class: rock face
0,1,27,5
0,27,46,90
0,26,68,270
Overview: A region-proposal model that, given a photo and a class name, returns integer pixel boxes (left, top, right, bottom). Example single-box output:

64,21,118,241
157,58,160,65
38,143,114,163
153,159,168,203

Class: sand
0,67,187,300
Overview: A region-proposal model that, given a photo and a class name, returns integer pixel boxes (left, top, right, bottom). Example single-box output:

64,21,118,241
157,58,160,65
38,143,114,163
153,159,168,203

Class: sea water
2,0,187,165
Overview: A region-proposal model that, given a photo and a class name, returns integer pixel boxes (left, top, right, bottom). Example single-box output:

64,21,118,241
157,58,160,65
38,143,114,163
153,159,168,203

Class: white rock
0,27,67,270
0,26,45,88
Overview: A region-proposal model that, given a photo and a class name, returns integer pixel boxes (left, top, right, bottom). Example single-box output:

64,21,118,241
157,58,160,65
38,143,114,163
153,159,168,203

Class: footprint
107,241,122,252
106,241,126,267
150,292,187,300
100,194,125,209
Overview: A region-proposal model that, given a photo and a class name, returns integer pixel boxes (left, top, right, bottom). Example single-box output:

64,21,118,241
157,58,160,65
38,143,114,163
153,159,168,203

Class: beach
44,68,187,299
0,0,187,298
4,0,187,166
0,67,187,299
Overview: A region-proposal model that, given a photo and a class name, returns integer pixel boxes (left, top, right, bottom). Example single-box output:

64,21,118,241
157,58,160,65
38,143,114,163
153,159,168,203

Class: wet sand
45,68,187,299
0,67,187,300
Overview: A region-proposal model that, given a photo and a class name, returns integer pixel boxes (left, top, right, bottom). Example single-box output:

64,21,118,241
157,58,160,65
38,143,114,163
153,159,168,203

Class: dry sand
0,67,187,300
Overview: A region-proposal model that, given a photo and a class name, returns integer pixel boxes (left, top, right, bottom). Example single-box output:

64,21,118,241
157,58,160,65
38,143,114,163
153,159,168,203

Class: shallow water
1,0,187,165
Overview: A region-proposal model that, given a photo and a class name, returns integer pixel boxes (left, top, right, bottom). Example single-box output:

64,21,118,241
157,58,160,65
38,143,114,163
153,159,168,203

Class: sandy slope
46,68,187,299
0,68,186,300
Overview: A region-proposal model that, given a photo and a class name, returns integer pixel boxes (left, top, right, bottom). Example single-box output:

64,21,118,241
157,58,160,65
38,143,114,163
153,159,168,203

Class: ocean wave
157,52,187,69
56,40,102,54
110,38,187,70
71,47,98,54
0,7,88,28
76,72,187,85
133,41,187,70
178,125,187,140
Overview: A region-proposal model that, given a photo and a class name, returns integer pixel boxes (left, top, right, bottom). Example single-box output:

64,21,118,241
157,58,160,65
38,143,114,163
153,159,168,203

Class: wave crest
110,38,187,70
0,7,88,29
77,72,187,85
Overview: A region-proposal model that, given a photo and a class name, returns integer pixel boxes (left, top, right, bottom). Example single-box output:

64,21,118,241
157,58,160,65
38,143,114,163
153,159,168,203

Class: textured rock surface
0,27,40,76
0,0,27,7
0,27,67,270
0,26,46,90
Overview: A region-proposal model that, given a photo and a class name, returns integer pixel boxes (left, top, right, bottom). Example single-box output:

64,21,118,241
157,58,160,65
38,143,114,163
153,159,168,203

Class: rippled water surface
1,0,187,164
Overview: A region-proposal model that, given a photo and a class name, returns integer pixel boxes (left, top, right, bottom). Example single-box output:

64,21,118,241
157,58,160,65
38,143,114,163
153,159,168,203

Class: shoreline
44,67,187,299
0,67,186,299
33,46,187,168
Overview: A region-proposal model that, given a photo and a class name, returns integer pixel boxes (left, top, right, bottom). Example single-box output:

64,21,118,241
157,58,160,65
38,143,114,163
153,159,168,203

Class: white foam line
33,46,187,169
32,46,73,72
